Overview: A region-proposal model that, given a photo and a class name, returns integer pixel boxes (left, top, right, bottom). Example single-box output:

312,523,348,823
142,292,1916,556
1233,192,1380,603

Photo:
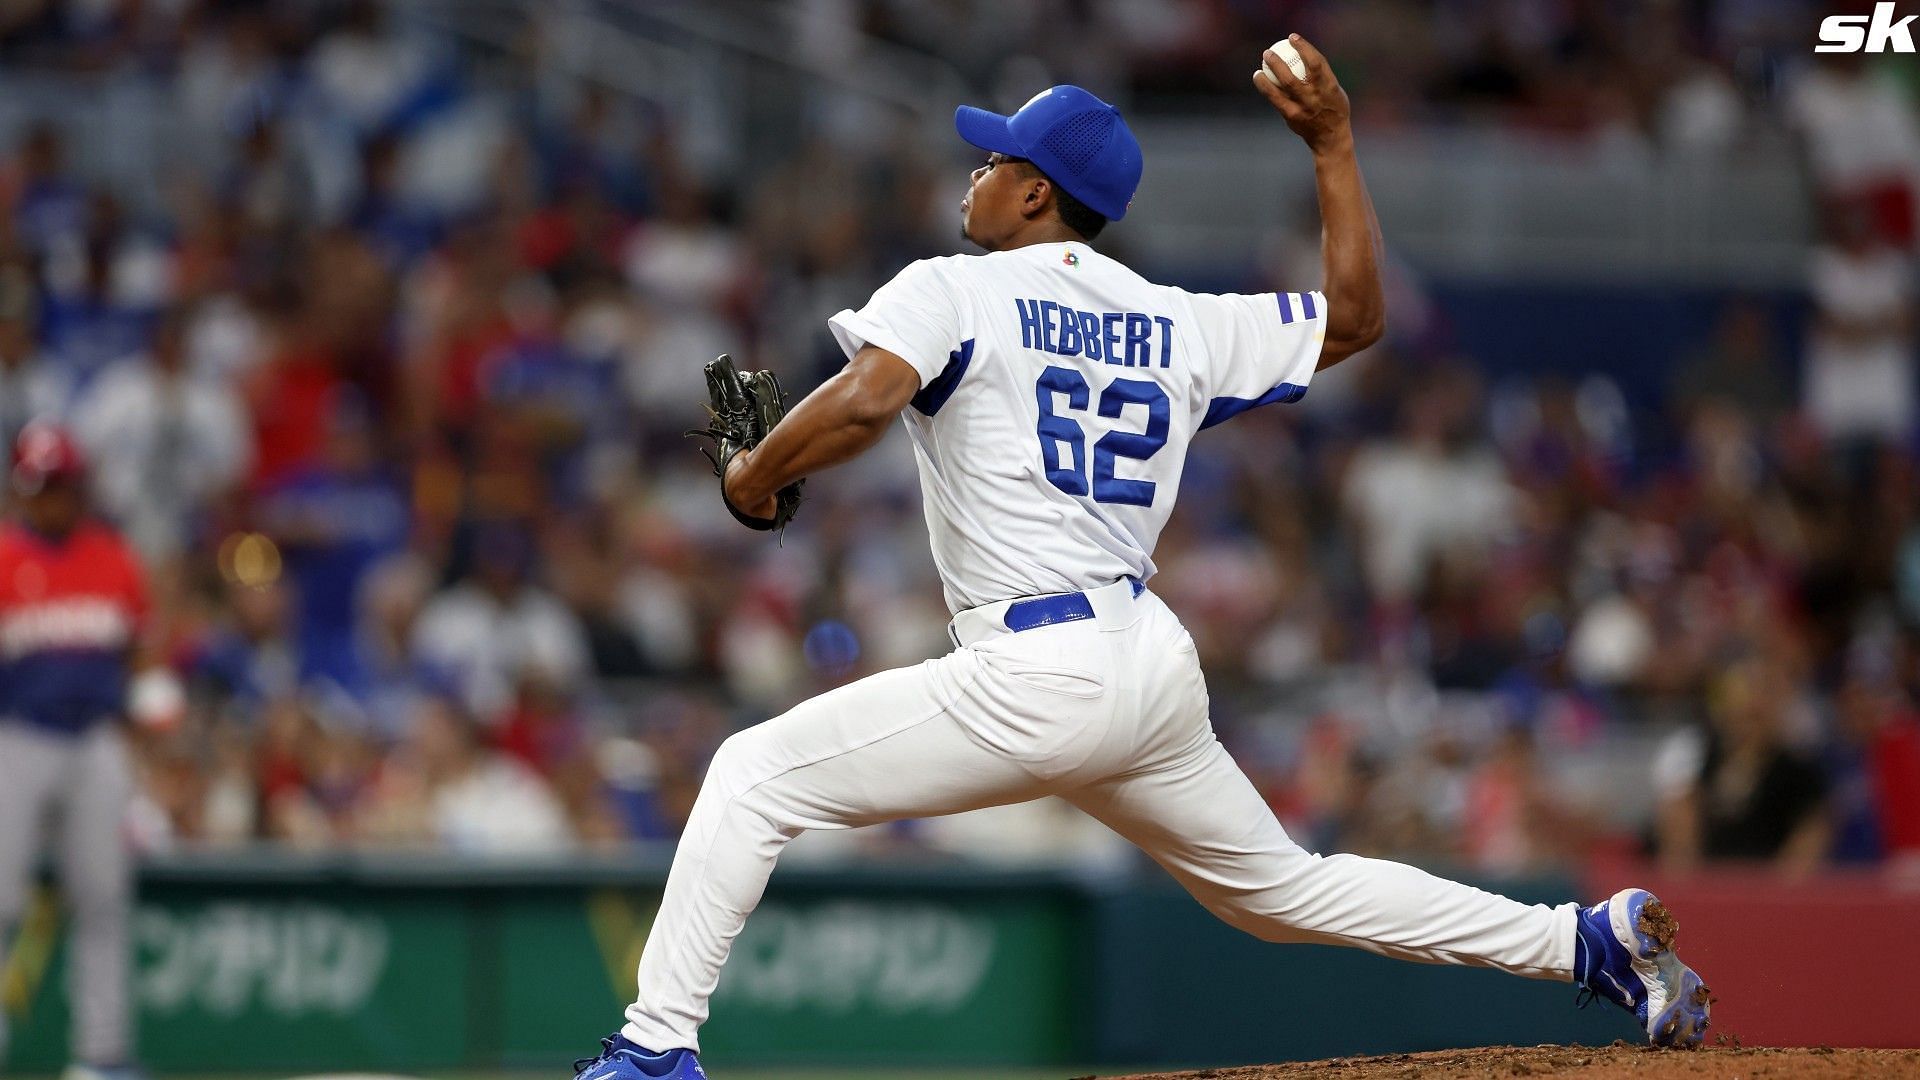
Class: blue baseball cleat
1573,888,1713,1047
572,1033,708,1079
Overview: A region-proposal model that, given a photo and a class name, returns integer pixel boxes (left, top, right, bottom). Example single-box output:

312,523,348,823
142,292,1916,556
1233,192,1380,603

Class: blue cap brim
954,106,1025,157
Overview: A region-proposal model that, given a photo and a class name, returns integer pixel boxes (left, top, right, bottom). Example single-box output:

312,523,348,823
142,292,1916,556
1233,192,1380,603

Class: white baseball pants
623,581,1576,1052
0,721,136,1067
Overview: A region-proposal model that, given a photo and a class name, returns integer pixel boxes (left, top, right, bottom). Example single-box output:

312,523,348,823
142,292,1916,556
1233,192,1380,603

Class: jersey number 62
1034,365,1170,507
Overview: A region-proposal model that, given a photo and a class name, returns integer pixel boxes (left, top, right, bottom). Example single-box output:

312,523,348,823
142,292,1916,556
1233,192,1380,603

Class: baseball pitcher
573,39,1710,1080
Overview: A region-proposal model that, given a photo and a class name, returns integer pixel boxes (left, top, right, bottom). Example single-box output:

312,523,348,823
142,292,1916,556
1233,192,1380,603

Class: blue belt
1002,577,1144,633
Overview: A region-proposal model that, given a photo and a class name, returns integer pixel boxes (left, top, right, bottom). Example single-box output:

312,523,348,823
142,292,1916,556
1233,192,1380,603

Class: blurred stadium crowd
1,0,1918,877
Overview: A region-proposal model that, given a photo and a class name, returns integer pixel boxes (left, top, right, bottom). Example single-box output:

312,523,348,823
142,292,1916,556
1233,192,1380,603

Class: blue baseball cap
955,85,1143,222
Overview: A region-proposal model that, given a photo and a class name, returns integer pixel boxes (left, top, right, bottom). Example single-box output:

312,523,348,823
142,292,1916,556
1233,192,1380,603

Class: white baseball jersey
828,240,1327,611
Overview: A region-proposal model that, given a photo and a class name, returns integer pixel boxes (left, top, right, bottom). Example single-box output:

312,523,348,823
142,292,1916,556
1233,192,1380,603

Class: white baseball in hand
1260,38,1308,84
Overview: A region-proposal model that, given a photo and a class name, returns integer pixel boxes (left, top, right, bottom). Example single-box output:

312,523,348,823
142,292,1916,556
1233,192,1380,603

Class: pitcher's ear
1023,175,1051,219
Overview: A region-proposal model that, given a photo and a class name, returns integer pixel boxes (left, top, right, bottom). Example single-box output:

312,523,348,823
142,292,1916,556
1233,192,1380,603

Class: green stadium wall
35,852,1901,1073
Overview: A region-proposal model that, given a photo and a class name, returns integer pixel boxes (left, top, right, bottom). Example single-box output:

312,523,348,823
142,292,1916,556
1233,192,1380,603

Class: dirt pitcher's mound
1095,1043,1920,1080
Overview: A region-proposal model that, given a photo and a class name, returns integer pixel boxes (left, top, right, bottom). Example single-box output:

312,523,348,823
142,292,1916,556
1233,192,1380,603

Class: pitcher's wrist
1308,125,1355,158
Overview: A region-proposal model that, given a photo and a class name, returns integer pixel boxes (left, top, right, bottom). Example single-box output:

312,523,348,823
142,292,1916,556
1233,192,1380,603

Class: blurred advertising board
2,853,1084,1073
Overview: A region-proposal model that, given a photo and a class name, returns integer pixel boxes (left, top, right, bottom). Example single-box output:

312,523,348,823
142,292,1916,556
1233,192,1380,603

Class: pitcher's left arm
723,346,920,520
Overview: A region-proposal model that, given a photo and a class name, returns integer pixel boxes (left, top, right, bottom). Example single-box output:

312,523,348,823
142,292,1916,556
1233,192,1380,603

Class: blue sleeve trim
1200,381,1308,429
1275,291,1320,324
909,338,975,416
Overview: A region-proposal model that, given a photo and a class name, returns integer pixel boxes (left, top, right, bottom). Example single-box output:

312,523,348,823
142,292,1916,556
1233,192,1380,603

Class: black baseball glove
688,353,804,532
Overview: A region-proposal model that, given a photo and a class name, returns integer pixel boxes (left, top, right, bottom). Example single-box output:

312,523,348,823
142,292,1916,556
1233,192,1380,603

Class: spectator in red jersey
1829,662,1920,865
0,422,180,1080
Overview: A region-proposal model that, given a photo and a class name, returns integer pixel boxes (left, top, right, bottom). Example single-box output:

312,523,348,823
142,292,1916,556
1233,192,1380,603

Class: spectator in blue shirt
258,394,409,690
